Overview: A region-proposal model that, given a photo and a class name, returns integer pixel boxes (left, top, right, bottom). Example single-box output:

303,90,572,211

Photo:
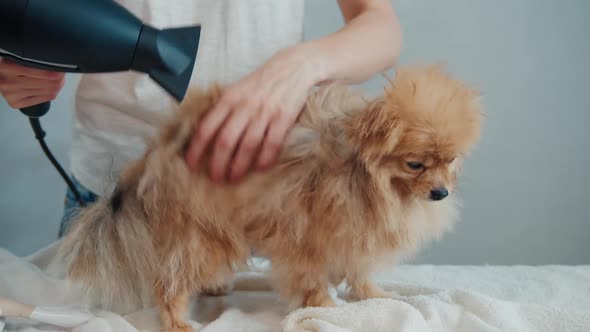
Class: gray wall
1,0,589,264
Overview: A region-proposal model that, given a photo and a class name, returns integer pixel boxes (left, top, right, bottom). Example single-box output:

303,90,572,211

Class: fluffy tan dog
59,64,483,331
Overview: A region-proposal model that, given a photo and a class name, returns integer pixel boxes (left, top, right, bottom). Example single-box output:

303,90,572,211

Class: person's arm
306,0,402,85
185,0,402,183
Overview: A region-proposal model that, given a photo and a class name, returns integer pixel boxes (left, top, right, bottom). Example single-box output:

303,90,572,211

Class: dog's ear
346,98,405,160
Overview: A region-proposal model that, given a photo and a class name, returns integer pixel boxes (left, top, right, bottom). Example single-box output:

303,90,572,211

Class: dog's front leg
348,277,393,301
271,256,337,308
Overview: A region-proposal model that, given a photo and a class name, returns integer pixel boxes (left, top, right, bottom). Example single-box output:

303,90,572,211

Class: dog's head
348,64,483,201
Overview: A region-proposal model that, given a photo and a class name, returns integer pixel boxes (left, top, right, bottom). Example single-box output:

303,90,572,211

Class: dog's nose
430,188,448,201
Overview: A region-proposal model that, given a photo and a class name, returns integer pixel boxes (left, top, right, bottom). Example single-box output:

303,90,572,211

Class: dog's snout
429,188,448,201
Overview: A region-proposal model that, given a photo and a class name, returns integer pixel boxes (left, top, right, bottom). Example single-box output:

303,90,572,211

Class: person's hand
184,0,402,184
0,58,65,109
185,47,321,183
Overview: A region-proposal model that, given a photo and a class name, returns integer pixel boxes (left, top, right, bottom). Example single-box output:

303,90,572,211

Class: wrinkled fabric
1,243,589,332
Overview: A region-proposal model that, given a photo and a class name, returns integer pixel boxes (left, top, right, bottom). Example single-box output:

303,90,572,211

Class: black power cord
28,117,86,207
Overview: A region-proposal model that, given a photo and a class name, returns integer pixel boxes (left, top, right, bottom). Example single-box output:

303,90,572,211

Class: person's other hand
185,47,321,183
0,58,65,109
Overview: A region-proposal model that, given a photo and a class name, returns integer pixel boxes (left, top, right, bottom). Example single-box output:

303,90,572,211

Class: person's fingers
228,109,271,183
2,87,59,103
9,94,57,109
185,100,233,170
0,71,65,110
256,112,294,170
0,58,63,80
0,75,65,93
209,108,253,183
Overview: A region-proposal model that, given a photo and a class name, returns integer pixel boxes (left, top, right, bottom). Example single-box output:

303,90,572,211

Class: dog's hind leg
154,280,194,332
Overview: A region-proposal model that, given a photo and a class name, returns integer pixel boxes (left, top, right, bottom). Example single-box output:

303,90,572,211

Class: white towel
1,243,589,332
282,291,590,332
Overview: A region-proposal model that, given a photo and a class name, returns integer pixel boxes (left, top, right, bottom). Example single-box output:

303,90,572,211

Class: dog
59,64,484,331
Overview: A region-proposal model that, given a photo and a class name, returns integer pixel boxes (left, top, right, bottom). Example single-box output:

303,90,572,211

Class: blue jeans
58,176,99,238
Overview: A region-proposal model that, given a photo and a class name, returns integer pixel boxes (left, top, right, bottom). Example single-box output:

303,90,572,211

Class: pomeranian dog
59,64,483,331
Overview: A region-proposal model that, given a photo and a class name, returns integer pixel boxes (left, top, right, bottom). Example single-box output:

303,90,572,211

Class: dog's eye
407,161,424,170
447,156,456,164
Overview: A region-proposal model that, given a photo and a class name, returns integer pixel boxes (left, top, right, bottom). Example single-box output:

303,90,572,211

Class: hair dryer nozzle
132,25,201,102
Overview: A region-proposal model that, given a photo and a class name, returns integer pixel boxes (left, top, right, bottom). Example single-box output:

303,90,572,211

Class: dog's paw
301,291,337,308
307,296,337,308
365,289,396,299
200,282,234,296
349,281,395,301
167,322,195,332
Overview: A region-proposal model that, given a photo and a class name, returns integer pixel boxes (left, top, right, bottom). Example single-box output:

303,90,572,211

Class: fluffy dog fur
59,64,483,331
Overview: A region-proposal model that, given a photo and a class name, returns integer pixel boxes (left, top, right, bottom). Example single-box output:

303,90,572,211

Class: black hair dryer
0,0,202,116
0,0,201,208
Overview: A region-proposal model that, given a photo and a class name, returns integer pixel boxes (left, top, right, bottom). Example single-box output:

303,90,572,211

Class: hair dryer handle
20,102,51,118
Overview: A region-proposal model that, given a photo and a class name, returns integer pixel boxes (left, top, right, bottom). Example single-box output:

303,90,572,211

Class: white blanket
1,242,589,332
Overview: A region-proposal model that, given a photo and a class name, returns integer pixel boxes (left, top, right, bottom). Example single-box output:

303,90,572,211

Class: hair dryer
0,0,201,115
0,0,201,207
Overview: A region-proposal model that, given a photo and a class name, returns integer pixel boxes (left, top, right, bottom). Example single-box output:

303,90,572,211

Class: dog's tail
58,183,157,313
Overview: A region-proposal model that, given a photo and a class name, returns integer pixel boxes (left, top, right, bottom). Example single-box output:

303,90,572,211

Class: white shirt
71,0,305,195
